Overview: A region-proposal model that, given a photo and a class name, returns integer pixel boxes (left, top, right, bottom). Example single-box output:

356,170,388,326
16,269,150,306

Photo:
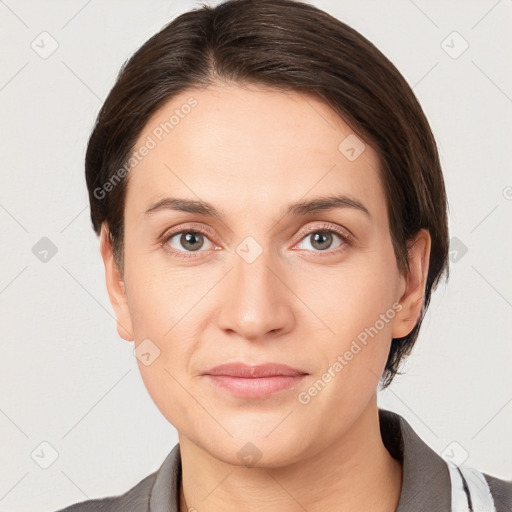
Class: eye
294,223,352,254
160,222,352,259
161,227,216,258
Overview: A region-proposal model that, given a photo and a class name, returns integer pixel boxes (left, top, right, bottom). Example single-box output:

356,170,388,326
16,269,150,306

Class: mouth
202,363,309,399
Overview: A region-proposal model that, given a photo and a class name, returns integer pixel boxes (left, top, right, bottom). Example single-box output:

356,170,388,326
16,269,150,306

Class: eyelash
160,223,353,260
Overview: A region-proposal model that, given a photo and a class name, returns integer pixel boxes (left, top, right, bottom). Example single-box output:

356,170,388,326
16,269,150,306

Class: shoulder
379,408,511,512
483,472,512,512
54,444,181,512
54,471,157,512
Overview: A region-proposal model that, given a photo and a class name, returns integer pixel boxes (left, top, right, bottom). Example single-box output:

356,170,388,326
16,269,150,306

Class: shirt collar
379,409,451,511
149,408,452,511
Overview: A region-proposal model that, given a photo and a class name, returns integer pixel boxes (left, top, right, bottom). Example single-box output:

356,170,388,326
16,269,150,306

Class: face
101,83,428,467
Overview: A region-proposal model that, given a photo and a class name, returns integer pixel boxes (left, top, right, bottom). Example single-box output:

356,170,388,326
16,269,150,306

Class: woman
57,0,511,510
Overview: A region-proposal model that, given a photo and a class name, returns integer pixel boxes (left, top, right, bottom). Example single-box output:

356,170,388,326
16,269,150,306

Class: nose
216,247,295,342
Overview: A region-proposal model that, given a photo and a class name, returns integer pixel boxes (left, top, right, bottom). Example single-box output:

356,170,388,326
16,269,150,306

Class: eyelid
161,222,216,241
292,222,354,246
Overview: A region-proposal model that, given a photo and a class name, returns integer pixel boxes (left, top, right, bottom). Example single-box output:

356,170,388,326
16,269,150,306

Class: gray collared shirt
57,408,512,511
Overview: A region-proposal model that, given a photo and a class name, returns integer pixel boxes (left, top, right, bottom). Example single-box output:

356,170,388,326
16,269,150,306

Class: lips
202,363,308,398
203,362,307,378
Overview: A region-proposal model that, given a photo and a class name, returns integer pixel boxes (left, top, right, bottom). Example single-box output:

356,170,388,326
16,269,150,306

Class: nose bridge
217,237,293,339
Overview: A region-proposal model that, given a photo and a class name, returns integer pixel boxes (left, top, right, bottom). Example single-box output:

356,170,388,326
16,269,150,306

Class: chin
196,424,313,469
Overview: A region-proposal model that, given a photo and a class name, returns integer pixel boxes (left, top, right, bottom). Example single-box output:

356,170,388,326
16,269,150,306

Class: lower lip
203,375,307,398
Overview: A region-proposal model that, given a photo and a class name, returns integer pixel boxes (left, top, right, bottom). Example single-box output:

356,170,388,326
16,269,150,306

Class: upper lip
203,363,308,378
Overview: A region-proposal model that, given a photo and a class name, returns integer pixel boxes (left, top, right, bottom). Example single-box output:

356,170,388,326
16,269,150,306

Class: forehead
124,84,385,224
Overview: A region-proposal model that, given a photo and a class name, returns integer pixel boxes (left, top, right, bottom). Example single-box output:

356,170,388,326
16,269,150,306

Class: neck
178,398,402,512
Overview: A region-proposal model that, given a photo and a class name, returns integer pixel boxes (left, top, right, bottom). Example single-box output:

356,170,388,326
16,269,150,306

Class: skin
100,83,431,512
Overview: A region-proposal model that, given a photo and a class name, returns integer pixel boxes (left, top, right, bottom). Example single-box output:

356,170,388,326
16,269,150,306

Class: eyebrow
144,194,371,219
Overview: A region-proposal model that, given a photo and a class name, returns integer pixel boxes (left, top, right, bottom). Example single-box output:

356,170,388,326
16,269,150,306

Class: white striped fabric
446,461,497,512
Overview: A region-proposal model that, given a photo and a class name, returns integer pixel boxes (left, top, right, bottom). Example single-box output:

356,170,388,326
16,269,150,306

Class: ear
392,229,431,339
99,223,134,342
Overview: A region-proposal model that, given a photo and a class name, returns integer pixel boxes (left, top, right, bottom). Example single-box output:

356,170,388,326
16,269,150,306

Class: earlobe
99,224,134,342
392,229,431,339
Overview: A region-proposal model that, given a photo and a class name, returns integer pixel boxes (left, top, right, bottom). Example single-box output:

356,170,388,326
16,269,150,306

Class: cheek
122,253,212,426
291,245,400,391
137,358,199,435
124,251,192,337
295,247,400,341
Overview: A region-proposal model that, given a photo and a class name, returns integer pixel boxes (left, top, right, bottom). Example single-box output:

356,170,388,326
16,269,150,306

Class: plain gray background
0,0,511,510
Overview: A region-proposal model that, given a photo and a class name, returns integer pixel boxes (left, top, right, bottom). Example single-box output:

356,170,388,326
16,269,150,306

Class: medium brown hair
85,0,449,388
